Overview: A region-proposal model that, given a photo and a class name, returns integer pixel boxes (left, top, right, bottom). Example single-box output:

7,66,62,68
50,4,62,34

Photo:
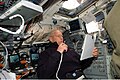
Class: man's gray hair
49,25,65,37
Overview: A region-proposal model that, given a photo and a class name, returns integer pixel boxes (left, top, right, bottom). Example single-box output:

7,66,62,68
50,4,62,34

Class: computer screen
8,54,21,70
9,55,19,63
69,19,81,32
31,53,39,61
30,53,39,67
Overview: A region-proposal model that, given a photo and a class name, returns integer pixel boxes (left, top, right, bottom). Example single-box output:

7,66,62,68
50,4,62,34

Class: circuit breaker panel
84,37,114,79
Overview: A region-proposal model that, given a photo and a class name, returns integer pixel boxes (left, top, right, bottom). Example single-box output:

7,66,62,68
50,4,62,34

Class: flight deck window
95,11,104,22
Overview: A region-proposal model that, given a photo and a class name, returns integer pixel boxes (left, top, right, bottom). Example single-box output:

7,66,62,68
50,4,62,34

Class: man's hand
57,43,68,54
92,47,99,57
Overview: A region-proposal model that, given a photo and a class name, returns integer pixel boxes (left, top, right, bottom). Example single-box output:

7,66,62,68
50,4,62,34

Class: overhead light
62,0,80,9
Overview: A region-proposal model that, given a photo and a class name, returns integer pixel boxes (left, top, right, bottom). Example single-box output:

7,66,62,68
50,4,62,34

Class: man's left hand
92,47,99,57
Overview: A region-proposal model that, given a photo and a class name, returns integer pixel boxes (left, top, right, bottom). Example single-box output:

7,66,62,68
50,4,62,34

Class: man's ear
49,36,54,42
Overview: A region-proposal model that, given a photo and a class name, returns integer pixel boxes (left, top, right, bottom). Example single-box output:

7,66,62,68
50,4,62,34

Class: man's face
50,30,64,45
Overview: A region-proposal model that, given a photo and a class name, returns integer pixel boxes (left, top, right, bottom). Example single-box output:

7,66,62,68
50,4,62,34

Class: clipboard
80,34,94,60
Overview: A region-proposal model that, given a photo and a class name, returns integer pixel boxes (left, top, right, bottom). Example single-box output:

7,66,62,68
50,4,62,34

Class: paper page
80,34,94,60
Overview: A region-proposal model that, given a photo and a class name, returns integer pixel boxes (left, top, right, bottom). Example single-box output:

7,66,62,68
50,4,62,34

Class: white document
80,34,94,60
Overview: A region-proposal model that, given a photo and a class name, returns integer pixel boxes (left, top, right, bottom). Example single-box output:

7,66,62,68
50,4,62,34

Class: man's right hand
57,43,68,54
